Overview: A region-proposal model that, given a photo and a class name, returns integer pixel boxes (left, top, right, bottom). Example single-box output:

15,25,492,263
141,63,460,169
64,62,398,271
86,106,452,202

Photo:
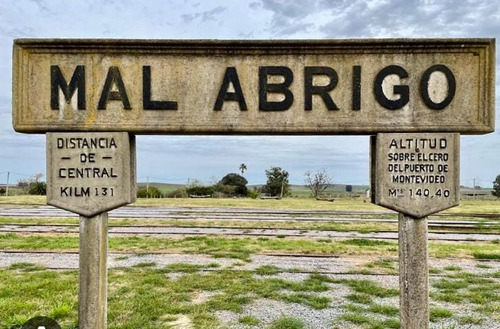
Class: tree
304,169,333,198
345,185,353,193
492,175,500,198
263,167,290,197
218,173,248,196
239,163,247,176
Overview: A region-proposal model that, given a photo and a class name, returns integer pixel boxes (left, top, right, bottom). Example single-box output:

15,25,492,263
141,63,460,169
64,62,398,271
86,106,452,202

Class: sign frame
12,38,495,135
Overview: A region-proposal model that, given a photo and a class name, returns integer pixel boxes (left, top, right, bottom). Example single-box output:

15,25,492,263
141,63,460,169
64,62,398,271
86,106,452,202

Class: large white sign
13,39,495,135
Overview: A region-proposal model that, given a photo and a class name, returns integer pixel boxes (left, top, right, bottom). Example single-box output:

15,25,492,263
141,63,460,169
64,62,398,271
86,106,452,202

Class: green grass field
1,195,499,328
2,195,500,214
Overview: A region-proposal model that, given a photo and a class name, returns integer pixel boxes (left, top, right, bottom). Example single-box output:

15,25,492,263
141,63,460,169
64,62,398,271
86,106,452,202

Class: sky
0,0,499,187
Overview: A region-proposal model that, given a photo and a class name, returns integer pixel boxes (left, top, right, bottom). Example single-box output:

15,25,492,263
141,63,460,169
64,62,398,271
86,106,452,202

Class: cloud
253,0,500,38
1,0,499,187
182,6,227,23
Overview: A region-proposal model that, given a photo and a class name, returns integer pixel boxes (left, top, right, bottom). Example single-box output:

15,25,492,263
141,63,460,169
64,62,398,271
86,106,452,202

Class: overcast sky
0,0,499,187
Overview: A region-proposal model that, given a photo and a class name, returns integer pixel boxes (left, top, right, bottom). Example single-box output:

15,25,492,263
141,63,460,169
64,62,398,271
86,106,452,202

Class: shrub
137,186,163,198
29,182,47,195
186,185,215,196
248,189,260,199
165,188,188,198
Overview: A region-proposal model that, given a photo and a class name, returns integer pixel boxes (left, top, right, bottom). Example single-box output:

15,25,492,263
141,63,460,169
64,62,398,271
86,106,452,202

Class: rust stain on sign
12,39,495,135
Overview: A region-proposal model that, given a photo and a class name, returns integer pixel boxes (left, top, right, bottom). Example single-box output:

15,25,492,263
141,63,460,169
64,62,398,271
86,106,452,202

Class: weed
346,293,372,304
238,315,259,325
133,261,157,268
459,315,483,325
340,238,394,246
475,263,492,269
269,316,305,329
280,293,330,309
9,262,46,272
430,307,453,322
341,279,398,298
473,252,500,260
368,303,399,316
340,313,371,325
255,265,280,276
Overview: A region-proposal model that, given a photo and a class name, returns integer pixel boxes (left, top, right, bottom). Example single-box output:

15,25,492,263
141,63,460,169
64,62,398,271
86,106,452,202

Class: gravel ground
2,251,499,328
1,224,498,241
1,251,498,275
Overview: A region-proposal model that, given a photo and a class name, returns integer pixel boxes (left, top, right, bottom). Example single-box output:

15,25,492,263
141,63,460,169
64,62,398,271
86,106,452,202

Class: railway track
0,205,498,242
1,204,500,219
0,223,498,242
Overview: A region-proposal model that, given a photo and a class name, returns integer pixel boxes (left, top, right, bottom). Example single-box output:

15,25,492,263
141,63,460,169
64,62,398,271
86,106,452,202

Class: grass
2,262,498,328
268,316,305,329
2,196,500,327
431,271,500,322
238,315,259,325
255,265,280,275
1,233,499,261
3,195,500,214
430,307,454,322
0,265,334,328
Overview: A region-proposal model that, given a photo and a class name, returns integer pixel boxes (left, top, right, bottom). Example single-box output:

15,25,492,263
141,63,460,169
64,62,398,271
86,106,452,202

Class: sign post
79,212,108,329
371,132,460,328
46,132,136,328
399,213,429,328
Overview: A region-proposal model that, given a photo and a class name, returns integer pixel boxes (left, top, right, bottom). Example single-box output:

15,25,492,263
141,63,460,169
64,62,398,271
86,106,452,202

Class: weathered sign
13,39,495,134
371,133,460,218
46,132,136,217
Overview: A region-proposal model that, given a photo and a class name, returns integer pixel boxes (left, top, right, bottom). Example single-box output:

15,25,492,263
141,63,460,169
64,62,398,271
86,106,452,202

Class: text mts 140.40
386,137,452,199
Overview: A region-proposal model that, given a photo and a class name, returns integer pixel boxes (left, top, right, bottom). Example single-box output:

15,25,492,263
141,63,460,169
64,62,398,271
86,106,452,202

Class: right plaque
371,133,460,218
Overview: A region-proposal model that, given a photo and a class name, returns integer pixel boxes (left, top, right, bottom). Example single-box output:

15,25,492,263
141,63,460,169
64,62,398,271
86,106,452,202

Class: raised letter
214,67,247,111
98,67,131,110
419,65,456,110
352,66,361,111
142,66,178,110
304,66,338,111
51,65,86,110
259,66,293,111
374,65,409,110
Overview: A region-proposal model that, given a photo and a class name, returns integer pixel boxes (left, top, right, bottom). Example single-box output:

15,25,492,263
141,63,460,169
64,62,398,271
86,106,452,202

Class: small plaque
47,132,136,217
371,133,459,218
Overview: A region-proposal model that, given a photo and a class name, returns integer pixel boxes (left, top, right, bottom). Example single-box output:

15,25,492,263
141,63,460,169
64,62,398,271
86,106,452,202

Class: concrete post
79,213,108,329
399,213,429,329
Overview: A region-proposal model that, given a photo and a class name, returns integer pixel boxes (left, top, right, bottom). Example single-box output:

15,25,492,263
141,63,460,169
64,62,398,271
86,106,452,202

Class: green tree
263,167,290,197
239,163,247,175
218,173,248,196
492,175,500,198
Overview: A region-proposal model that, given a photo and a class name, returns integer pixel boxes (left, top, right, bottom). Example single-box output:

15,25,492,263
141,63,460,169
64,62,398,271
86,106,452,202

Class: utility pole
146,175,150,198
5,172,9,196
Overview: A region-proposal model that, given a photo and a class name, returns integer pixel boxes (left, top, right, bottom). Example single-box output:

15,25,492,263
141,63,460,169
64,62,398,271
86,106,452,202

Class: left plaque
47,132,136,217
